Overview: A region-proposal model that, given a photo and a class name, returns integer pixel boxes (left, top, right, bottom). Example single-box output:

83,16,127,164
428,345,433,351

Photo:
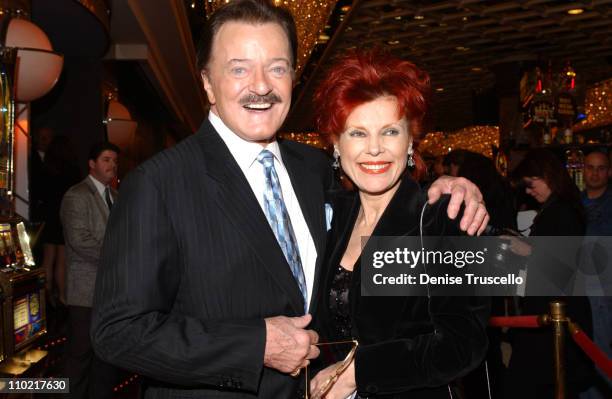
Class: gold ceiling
574,78,612,132
286,0,612,132
419,126,500,158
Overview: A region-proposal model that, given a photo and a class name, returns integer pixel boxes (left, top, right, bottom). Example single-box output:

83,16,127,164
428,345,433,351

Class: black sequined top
327,265,359,398
328,265,353,342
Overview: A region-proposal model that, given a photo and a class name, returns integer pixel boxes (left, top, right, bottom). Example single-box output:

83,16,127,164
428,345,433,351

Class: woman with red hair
310,49,490,399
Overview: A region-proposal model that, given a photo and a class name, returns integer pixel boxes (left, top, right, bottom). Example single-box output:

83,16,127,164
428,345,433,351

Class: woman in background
507,148,593,398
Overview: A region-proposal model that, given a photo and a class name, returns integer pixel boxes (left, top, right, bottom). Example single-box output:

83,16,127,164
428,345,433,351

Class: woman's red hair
313,48,430,179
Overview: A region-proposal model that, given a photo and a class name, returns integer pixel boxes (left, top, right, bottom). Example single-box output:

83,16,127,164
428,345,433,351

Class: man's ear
88,159,95,171
201,70,216,105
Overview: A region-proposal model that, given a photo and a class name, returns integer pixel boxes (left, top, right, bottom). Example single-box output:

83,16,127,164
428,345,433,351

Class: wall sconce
104,99,137,149
1,17,63,102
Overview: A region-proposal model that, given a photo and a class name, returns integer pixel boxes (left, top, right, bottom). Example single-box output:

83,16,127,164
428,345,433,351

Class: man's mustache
239,93,282,105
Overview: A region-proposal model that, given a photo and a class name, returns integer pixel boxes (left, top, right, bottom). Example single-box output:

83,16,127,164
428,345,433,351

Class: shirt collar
88,174,107,196
208,111,283,170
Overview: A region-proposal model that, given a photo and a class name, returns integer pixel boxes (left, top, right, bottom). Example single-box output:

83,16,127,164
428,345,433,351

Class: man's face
201,22,293,144
584,152,610,192
89,150,118,185
202,21,293,144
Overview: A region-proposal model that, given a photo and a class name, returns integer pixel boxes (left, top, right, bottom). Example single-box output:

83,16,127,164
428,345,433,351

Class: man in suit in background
91,1,489,398
61,142,120,399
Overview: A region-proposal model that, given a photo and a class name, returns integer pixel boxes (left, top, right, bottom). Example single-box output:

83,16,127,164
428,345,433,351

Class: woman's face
523,176,552,204
336,96,411,196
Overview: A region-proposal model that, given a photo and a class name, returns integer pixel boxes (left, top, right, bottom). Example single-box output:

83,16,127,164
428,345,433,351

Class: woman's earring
332,147,340,170
407,143,415,167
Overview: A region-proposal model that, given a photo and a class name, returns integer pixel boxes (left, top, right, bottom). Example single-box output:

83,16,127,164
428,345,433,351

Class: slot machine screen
13,290,43,349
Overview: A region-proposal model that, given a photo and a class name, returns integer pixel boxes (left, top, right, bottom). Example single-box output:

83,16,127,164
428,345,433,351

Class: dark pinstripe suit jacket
91,120,332,398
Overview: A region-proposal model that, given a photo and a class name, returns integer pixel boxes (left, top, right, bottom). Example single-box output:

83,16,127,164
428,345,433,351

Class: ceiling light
395,16,402,20
387,40,400,45
471,67,482,72
436,87,445,92
414,15,424,20
3,18,64,102
341,6,351,12
567,8,584,15
455,46,470,51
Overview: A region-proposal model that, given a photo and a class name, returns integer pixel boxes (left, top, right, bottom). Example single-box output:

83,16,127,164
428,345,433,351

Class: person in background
582,151,612,235
449,150,517,398
40,134,80,306
444,149,469,178
61,142,120,399
580,150,612,399
30,127,54,222
421,153,447,186
507,148,594,399
451,150,517,232
310,48,490,399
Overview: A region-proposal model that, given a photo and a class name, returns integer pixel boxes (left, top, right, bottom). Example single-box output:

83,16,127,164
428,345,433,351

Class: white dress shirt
210,112,317,311
88,175,112,206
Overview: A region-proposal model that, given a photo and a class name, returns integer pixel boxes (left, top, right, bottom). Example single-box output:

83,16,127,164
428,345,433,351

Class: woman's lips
358,162,391,174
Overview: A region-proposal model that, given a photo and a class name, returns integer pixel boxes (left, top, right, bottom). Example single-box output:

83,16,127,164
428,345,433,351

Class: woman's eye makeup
383,128,399,136
348,130,366,137
347,128,402,137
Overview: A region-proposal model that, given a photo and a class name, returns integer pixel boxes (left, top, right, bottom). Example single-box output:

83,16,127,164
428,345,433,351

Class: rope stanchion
568,321,612,379
488,303,612,399
550,302,567,399
488,315,546,328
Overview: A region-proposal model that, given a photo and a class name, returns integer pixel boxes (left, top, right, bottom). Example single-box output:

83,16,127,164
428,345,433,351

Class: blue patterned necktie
257,149,308,312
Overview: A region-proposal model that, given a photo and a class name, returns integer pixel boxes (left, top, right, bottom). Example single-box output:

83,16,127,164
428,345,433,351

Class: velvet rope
569,322,612,379
488,317,612,379
489,315,543,328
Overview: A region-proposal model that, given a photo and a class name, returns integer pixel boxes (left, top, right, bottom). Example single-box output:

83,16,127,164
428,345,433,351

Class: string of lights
419,126,500,158
574,78,612,132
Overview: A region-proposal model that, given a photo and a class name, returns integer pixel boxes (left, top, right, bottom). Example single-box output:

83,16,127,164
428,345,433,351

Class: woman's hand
310,360,356,399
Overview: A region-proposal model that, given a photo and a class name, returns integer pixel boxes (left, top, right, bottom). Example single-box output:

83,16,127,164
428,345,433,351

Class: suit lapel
84,177,110,220
278,142,327,311
196,121,305,314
